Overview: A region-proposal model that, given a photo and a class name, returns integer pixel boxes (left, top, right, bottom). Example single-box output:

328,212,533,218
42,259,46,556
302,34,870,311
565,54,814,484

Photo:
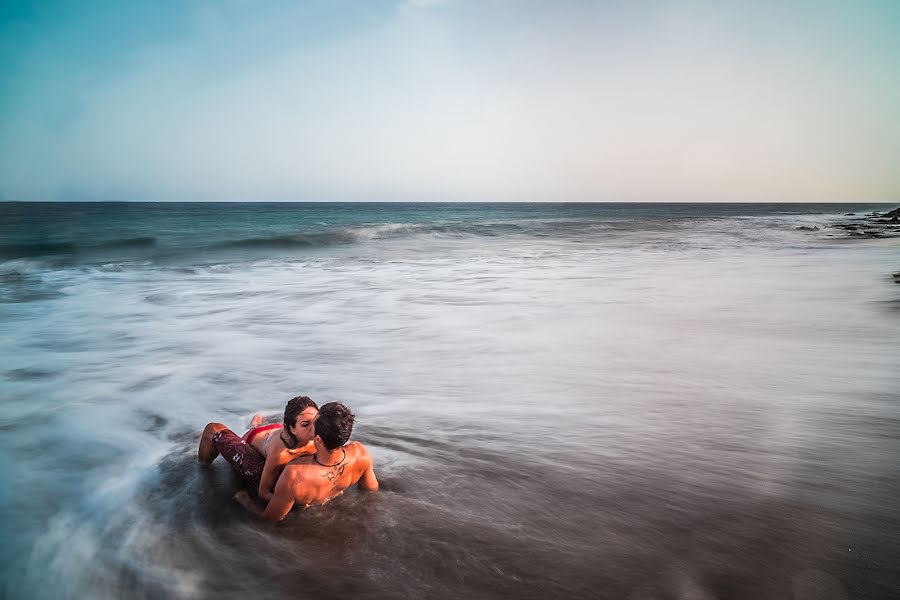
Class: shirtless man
234,401,379,521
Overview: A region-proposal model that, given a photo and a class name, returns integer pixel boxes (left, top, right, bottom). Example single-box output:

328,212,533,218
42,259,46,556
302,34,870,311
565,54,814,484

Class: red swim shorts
212,428,265,494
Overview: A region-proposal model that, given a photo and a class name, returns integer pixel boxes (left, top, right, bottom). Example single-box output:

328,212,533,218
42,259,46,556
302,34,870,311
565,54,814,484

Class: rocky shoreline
792,206,900,284
794,206,900,240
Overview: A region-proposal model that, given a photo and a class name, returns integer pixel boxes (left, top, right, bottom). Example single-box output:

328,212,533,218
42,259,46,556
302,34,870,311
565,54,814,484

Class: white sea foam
2,203,899,598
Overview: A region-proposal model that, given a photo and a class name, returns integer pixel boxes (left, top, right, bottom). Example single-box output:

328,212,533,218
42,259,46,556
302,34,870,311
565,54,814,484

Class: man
234,401,379,521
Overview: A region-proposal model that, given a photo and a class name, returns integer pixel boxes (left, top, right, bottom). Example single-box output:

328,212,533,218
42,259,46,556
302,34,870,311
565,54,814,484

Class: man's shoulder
347,441,373,466
347,440,371,455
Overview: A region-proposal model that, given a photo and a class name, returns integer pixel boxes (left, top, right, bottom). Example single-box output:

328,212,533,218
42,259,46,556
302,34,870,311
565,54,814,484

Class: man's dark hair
282,396,318,448
314,402,355,450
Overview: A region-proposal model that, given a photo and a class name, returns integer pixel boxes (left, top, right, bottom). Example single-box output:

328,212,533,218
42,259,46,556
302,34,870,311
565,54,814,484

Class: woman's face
289,407,319,445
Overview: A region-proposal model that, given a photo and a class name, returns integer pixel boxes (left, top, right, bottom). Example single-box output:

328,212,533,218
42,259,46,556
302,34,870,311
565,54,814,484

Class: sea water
1,202,898,599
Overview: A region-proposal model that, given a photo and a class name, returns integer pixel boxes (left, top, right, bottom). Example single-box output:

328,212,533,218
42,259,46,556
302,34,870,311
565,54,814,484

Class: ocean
1,202,898,599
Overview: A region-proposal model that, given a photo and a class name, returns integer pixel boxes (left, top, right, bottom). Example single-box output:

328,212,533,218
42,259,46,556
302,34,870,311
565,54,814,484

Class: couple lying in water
198,396,378,521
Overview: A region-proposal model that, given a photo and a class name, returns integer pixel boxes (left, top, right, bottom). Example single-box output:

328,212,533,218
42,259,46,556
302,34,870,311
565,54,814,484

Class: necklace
313,448,346,467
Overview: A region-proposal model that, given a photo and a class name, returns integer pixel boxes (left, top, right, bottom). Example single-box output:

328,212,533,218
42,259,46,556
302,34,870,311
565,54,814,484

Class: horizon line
2,199,898,205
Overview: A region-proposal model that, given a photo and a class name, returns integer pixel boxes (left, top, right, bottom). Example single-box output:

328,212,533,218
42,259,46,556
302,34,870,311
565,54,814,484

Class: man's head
313,402,355,450
283,396,319,448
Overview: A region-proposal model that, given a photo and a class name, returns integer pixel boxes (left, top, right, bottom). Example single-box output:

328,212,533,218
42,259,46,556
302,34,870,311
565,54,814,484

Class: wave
0,236,157,260
0,219,708,267
0,260,68,303
0,225,451,267
3,210,868,269
212,223,444,250
207,221,557,251
0,241,78,258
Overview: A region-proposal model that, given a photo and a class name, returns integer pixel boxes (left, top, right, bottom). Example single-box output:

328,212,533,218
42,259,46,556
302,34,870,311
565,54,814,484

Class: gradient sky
1,0,898,202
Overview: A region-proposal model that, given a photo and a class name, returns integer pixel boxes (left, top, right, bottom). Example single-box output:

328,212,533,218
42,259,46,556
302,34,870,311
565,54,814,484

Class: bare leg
198,422,228,463
241,414,266,440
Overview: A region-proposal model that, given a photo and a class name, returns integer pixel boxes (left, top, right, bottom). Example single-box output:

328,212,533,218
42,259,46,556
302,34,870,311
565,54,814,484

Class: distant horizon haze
1,1,899,203
2,199,900,205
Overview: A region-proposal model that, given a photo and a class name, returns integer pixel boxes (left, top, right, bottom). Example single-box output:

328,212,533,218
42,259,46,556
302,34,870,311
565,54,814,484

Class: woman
198,395,319,501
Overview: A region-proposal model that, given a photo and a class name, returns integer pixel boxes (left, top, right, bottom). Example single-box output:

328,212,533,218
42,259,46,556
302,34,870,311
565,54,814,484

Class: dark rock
845,212,856,216
883,207,900,218
795,226,819,231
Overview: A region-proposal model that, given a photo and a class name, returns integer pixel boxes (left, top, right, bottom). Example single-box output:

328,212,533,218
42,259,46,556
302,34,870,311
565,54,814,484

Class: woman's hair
282,395,318,449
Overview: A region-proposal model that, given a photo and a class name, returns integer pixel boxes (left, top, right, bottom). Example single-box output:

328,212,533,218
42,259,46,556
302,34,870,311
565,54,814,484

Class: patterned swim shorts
212,428,265,494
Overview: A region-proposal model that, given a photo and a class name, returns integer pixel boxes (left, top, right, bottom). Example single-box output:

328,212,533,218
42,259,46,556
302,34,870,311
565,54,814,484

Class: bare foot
233,489,263,515
248,413,264,428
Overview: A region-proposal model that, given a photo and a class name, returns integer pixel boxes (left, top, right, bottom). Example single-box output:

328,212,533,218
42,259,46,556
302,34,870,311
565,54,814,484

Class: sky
1,0,898,202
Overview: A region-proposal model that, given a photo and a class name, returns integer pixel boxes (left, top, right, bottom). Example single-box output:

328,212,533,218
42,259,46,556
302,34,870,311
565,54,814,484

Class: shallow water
1,202,899,599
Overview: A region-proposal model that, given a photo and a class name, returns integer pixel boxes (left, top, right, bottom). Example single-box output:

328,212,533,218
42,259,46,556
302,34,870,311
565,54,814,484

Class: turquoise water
1,202,899,599
0,202,890,265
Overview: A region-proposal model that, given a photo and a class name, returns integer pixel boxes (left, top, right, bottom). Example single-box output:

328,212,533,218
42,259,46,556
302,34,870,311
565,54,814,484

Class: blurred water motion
0,202,898,599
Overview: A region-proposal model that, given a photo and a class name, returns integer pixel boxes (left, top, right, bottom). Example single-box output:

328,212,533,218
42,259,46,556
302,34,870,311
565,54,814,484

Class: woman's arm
257,436,315,501
257,451,283,503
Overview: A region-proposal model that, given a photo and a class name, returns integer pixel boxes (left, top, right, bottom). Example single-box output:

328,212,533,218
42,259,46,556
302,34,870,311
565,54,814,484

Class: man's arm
356,444,379,492
260,468,298,521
